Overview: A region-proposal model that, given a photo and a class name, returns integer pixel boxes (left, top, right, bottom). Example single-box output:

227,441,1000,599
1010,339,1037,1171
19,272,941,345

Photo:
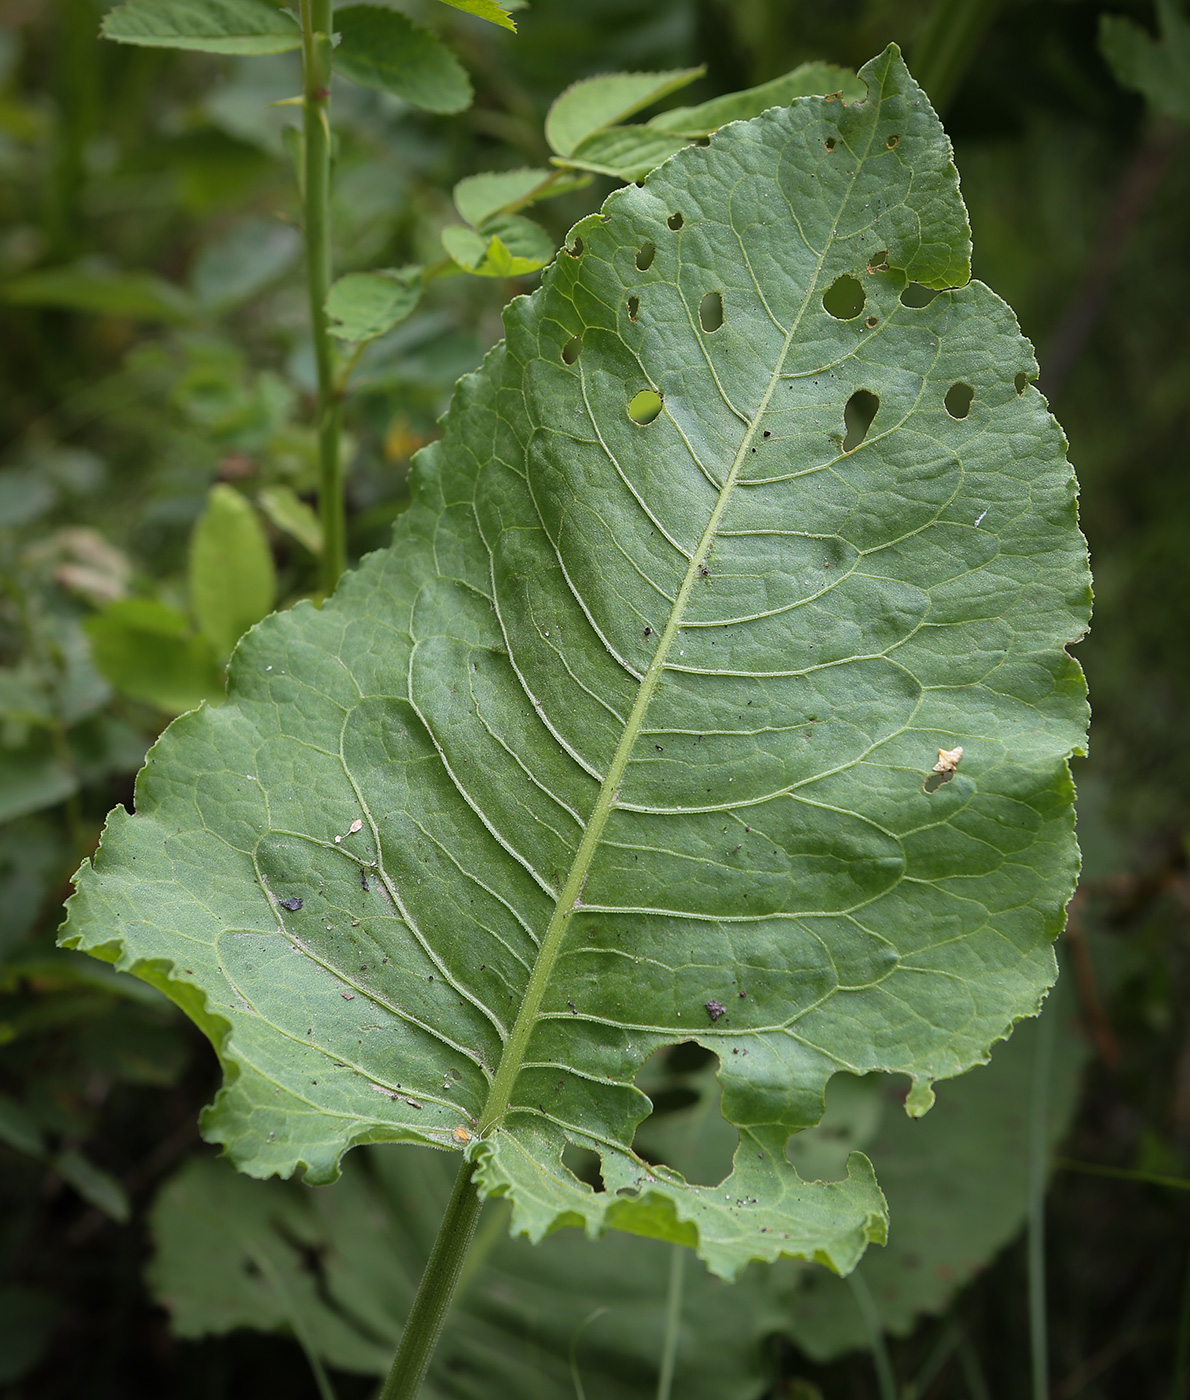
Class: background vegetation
1,1,1187,1395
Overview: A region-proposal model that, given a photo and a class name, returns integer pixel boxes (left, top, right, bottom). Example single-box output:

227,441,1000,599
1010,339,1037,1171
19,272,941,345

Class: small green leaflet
545,67,704,158
61,47,1089,1284
649,61,866,137
85,599,223,716
257,487,323,557
325,267,422,343
188,485,277,660
332,6,473,115
1100,0,1190,123
434,0,518,33
453,168,554,228
441,218,553,277
100,0,301,55
552,62,869,184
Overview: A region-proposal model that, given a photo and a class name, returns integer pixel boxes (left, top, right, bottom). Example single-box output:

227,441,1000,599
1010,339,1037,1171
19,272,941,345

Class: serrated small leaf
325,266,422,343
333,5,472,114
189,485,277,659
85,599,224,715
62,47,1088,1284
559,126,690,182
100,0,301,55
1100,0,1190,123
649,61,866,137
454,168,552,227
545,67,704,158
440,223,489,269
434,0,517,32
442,218,552,277
257,486,323,556
1,266,194,322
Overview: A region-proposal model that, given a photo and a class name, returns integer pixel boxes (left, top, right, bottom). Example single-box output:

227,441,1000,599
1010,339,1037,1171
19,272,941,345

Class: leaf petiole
376,1156,484,1400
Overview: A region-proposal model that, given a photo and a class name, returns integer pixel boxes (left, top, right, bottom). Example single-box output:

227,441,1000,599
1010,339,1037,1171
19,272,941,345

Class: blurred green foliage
1,1,1189,1397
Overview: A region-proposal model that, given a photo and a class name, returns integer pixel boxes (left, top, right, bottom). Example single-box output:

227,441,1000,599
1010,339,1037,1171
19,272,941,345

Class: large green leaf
100,0,302,55
60,47,1089,1283
151,1147,782,1396
148,991,1088,1393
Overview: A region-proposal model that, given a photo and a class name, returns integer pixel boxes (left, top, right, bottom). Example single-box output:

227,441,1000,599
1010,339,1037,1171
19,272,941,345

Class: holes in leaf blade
944,382,974,419
635,240,656,271
886,133,900,149
824,136,837,151
566,236,584,258
698,291,724,333
561,1143,606,1192
628,389,663,425
627,295,640,321
667,212,684,230
1015,371,1029,394
900,282,938,308
631,1044,737,1188
561,335,582,365
823,274,865,320
842,389,879,451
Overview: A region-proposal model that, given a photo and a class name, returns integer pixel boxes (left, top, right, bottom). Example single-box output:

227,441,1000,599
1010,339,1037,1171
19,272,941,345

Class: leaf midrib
476,97,880,1139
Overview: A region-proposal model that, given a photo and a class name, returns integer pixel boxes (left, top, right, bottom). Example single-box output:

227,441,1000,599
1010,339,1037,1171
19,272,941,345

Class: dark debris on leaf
279,898,303,912
705,999,727,1022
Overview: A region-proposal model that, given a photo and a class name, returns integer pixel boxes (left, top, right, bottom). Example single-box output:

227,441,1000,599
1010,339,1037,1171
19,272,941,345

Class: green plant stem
1174,1247,1190,1400
376,1155,483,1400
299,0,345,594
1028,996,1056,1400
655,1243,686,1400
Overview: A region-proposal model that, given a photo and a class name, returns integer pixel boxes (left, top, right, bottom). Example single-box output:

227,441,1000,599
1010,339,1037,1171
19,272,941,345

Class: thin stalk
250,1245,339,1400
1027,998,1057,1400
299,0,345,593
655,1243,687,1400
1055,1158,1190,1192
376,1156,484,1400
910,0,1004,115
848,1271,897,1400
1173,1247,1190,1400
569,1307,609,1400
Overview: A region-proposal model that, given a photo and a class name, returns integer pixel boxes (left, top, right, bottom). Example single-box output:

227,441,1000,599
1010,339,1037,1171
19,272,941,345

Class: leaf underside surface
61,46,1089,1283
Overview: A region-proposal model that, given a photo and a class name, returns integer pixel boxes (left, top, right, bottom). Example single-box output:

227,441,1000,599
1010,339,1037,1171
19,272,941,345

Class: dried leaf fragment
933,746,963,775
